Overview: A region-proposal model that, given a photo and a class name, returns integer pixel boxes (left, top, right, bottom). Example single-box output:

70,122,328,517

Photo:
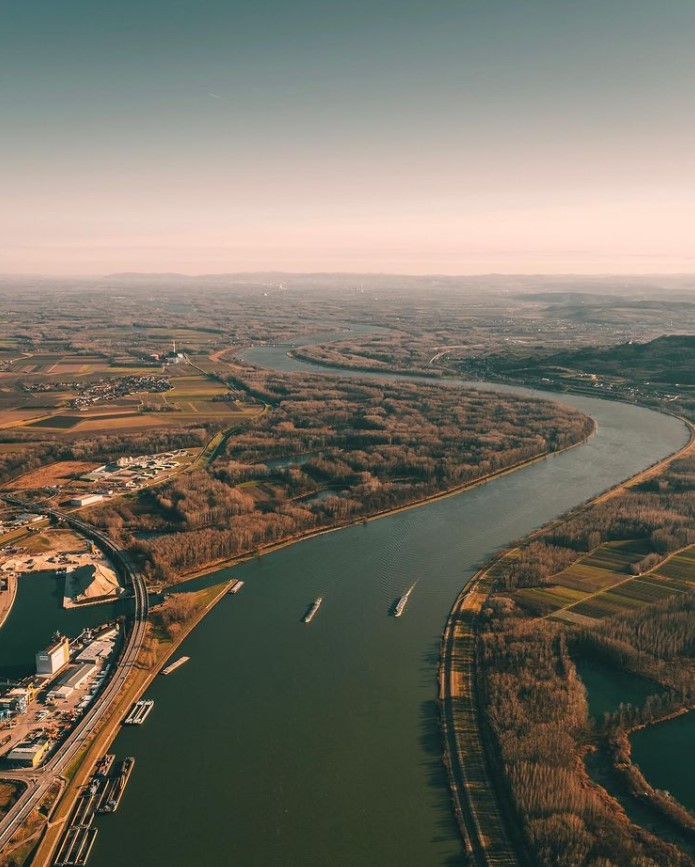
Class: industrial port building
36,635,70,676
7,739,50,768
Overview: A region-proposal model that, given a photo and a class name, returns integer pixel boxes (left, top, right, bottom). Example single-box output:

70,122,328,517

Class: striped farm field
551,540,651,593
567,594,643,619
609,576,687,603
653,548,695,581
542,541,695,622
516,585,589,615
648,573,695,592
567,580,675,618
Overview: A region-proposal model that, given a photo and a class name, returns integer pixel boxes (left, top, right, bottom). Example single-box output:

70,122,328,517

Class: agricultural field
515,584,588,611
550,539,652,592
0,349,261,434
9,354,112,375
510,538,695,622
652,546,695,581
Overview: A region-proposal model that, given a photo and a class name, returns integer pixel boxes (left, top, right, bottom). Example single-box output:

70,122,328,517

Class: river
5,342,688,866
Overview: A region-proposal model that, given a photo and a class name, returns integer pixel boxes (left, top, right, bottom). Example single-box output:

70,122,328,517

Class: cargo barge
161,655,190,675
94,753,115,777
54,753,132,865
123,699,154,725
227,578,244,594
303,597,323,623
97,757,135,814
53,826,98,866
71,792,97,828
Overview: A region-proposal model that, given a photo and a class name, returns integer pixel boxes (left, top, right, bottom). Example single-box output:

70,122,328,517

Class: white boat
303,597,323,623
394,583,416,618
161,656,190,676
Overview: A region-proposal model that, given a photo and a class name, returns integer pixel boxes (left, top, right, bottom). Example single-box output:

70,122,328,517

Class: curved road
0,498,148,853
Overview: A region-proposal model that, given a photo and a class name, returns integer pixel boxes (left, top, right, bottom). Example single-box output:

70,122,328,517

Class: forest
290,333,442,376
86,366,593,582
474,451,695,865
479,609,692,866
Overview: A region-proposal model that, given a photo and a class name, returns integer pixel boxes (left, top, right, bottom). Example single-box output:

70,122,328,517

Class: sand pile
64,561,122,607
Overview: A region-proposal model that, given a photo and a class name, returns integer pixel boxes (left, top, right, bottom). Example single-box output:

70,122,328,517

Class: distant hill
513,335,695,384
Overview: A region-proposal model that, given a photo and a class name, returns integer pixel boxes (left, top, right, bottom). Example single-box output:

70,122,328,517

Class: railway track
439,572,520,867
0,498,149,854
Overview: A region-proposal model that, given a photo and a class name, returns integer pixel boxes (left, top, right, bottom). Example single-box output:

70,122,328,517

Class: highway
0,497,149,855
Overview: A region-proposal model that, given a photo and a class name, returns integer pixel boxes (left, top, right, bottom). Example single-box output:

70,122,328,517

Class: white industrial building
36,635,70,676
47,685,74,701
62,663,97,691
47,662,97,700
68,493,103,507
75,639,115,663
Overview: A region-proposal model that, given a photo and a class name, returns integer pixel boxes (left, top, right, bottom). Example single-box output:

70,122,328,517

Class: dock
53,755,134,866
161,655,189,676
227,578,244,594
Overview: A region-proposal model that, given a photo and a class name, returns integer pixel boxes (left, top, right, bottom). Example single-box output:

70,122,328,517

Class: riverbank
609,727,695,838
28,579,233,867
439,412,695,864
177,417,597,584
0,574,16,631
288,347,442,378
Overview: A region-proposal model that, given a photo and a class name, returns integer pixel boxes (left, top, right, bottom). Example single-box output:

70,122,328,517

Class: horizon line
2,269,695,281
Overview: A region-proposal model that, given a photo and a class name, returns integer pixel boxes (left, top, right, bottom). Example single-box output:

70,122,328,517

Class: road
439,570,520,867
0,498,149,854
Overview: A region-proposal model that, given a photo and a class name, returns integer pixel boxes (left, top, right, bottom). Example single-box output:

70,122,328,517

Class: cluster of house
68,374,172,409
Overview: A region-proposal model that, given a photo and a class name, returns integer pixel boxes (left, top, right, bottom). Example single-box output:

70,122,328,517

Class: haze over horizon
3,0,695,276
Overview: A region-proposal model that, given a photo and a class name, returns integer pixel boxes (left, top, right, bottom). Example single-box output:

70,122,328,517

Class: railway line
439,570,520,867
0,497,149,855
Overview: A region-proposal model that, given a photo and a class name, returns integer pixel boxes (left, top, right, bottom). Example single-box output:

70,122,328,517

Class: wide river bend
6,341,688,867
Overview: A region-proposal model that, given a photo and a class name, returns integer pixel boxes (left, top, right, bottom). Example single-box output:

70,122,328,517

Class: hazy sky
2,1,695,275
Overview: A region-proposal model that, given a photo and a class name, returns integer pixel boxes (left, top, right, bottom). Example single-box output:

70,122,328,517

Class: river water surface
632,714,695,813
7,343,687,867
